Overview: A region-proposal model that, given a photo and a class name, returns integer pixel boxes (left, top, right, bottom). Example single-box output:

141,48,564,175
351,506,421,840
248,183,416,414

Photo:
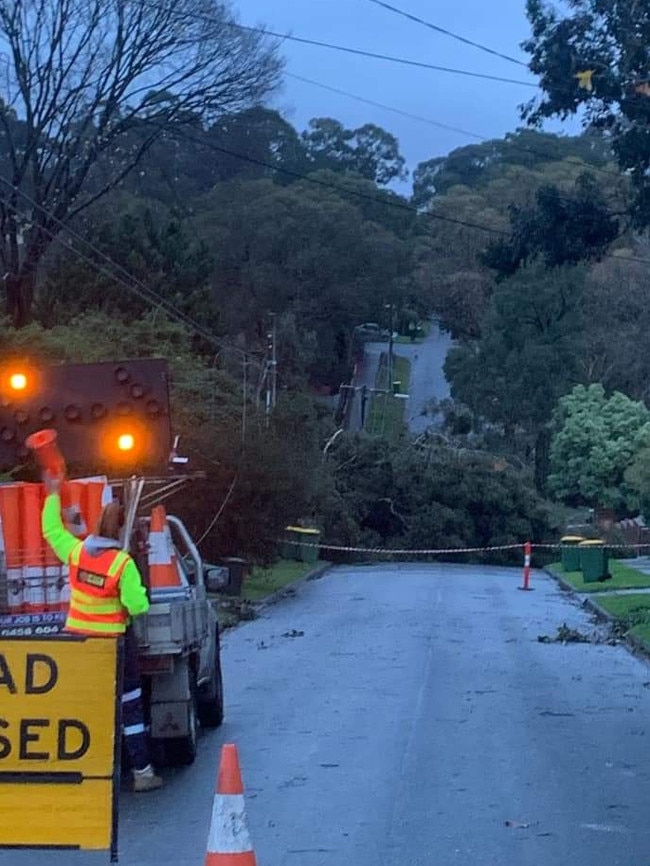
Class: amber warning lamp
9,372,28,392
117,433,135,453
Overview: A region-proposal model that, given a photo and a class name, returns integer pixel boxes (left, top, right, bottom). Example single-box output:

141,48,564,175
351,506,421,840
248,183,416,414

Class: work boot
132,765,163,793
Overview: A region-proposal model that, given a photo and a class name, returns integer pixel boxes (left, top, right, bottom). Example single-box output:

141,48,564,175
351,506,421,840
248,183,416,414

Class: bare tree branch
0,0,283,324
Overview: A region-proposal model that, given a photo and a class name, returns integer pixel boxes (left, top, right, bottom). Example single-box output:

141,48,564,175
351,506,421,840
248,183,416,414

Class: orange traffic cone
205,744,257,866
148,505,188,591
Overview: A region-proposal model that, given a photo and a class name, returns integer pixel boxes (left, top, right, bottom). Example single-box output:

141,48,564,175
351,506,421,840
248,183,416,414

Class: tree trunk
534,426,552,494
5,270,35,328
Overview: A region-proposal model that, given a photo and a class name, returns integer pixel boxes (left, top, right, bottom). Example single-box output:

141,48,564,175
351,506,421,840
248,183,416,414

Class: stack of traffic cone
148,504,188,592
205,744,257,865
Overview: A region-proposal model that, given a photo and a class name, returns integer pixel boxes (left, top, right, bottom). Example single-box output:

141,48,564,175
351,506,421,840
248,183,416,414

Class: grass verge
244,560,318,602
629,624,650,648
549,559,650,593
597,594,650,622
592,594,650,652
366,354,411,439
213,559,322,630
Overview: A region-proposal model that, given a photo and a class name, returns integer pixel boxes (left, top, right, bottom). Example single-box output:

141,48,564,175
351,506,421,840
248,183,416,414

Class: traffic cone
0,484,25,613
25,428,66,479
148,505,188,590
22,483,45,612
25,428,75,510
205,744,257,866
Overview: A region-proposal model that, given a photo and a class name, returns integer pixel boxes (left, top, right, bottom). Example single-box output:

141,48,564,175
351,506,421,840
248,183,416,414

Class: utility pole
386,303,396,391
264,313,277,427
242,358,248,446
270,312,277,414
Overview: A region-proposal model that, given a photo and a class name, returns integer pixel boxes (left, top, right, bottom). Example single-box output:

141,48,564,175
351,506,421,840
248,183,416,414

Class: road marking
581,823,629,834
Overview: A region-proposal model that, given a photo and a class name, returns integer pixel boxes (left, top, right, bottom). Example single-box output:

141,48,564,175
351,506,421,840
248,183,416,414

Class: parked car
354,322,390,341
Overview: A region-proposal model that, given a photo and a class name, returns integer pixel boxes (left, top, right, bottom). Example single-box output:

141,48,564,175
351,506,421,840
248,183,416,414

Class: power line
256,29,535,87
139,1,535,88
366,0,528,67
172,124,638,266
286,72,485,141
142,2,622,184
0,130,636,345
287,71,623,181
163,124,510,237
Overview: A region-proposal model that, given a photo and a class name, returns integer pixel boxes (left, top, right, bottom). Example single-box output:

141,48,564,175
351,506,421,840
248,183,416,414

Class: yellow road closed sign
0,636,121,858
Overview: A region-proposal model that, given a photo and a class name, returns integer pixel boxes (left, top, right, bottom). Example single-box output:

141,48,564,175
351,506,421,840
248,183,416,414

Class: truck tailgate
133,599,209,655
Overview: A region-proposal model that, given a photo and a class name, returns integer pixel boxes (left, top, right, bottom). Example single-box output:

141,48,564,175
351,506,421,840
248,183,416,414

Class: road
347,342,383,433
348,324,453,435
393,323,453,435
6,564,650,866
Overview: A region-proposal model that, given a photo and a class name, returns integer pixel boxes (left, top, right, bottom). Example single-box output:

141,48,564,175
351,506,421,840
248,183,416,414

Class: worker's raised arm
42,493,81,564
119,560,150,618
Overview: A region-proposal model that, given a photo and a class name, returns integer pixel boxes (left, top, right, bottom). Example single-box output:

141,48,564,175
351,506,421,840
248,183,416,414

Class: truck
0,358,225,767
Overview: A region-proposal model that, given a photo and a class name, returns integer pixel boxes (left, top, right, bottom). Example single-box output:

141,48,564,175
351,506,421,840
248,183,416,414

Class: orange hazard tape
284,540,547,556
283,539,650,556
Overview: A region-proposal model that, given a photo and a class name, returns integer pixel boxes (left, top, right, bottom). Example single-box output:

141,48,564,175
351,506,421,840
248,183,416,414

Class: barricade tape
280,539,650,556
284,540,538,556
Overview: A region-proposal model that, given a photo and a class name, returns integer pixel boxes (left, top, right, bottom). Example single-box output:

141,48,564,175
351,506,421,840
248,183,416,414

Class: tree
579,253,650,401
412,131,625,340
205,107,306,184
193,176,414,386
445,263,585,487
412,129,613,210
302,118,407,185
484,173,620,277
0,0,282,325
548,384,650,512
38,195,219,331
523,0,650,225
318,434,556,558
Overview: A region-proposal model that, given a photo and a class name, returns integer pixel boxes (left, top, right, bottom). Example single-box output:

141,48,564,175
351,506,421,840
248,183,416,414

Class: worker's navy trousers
122,628,151,771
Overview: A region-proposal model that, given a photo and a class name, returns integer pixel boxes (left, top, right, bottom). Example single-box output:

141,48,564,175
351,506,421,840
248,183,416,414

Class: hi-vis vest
65,545,131,637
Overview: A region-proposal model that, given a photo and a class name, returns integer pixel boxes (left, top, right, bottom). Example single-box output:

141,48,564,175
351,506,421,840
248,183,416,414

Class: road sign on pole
0,635,122,860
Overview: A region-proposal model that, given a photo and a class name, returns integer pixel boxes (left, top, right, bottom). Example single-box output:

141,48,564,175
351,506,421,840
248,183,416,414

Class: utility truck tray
133,595,209,656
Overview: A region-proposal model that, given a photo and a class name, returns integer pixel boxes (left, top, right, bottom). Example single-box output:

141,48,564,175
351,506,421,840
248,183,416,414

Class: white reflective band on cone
525,556,531,567
124,723,146,736
148,531,170,566
207,794,253,855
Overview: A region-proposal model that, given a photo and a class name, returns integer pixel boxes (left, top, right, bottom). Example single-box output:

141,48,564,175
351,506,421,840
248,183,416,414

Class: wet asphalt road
348,342,383,433
348,324,452,435
393,323,453,436
4,564,650,865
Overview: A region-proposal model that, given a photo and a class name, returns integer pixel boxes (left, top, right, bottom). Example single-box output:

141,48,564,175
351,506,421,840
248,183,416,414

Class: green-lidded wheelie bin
282,526,301,560
578,539,609,583
283,526,321,563
295,527,321,564
560,535,584,572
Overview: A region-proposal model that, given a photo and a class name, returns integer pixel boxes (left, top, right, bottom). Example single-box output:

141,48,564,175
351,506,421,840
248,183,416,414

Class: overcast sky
234,0,577,186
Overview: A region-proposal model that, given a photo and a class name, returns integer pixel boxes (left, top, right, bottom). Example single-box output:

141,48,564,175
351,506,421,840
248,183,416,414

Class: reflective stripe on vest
65,545,131,637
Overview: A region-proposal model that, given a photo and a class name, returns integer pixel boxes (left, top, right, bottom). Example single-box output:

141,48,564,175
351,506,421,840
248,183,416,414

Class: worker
41,475,163,793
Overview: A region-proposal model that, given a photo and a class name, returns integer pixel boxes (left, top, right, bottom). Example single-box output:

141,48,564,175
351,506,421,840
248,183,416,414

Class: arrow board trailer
0,636,122,861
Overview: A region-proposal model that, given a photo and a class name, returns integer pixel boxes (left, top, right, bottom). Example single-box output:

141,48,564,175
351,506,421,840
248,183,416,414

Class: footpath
546,556,650,655
213,558,330,630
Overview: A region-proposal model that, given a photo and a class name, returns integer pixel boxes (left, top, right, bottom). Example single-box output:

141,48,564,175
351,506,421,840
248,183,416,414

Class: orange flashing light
9,372,28,391
117,433,135,452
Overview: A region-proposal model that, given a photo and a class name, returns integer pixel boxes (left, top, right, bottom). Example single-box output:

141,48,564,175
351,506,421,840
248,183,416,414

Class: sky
233,0,577,188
